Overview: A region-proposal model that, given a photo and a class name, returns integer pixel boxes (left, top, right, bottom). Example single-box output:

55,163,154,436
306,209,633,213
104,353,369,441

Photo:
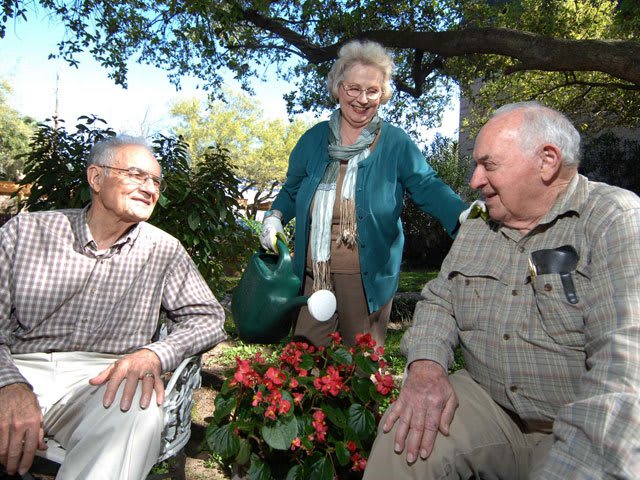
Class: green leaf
307,455,335,480
261,415,298,450
188,211,201,230
212,395,237,425
321,403,346,429
335,441,351,466
298,353,314,371
352,376,374,404
330,347,353,366
248,454,272,480
205,423,240,460
347,403,376,438
355,354,378,375
235,438,252,466
284,464,304,480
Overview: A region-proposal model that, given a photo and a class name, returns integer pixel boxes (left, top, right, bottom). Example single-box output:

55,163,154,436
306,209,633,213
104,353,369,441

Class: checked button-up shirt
403,174,640,478
0,207,226,388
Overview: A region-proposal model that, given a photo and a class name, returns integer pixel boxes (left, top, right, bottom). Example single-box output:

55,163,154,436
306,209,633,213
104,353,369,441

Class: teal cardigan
272,120,467,313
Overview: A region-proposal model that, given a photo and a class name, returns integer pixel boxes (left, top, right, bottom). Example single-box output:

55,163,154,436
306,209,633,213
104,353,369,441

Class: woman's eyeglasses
341,83,382,101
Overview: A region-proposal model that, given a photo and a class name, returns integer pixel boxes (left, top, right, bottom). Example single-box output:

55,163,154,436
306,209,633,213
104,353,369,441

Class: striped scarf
310,109,381,291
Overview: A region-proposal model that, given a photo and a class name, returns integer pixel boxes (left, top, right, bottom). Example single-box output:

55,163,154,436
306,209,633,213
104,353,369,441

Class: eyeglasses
341,83,383,101
98,165,166,192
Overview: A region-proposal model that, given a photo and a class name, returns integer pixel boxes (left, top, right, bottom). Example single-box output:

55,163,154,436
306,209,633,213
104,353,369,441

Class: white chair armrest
157,355,202,462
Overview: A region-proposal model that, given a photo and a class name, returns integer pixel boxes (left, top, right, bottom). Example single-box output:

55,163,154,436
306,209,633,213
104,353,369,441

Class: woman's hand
260,215,285,252
382,360,458,463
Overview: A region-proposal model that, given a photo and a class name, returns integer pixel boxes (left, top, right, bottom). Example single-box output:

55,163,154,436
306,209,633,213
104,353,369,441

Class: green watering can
232,236,336,344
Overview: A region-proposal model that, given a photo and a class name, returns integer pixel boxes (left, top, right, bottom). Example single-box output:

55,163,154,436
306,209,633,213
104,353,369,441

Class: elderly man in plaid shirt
0,136,227,479
365,102,640,479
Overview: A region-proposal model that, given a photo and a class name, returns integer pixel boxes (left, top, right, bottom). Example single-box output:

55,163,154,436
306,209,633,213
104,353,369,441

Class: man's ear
86,165,102,192
539,144,563,183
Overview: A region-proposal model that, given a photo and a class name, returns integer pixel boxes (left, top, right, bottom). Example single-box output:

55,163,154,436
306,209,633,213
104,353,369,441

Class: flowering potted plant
207,332,397,480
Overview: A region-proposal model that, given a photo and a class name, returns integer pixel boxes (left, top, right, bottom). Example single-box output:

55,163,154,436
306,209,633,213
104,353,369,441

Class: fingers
439,392,459,436
382,401,399,433
96,350,163,410
18,426,39,475
260,226,277,252
118,372,142,411
88,364,113,387
137,371,165,410
0,383,43,475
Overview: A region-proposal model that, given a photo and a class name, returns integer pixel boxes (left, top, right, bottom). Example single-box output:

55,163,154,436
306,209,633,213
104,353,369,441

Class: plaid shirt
0,208,226,388
403,174,640,478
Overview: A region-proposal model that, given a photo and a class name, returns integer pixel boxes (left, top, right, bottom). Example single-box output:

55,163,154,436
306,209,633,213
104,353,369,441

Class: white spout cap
307,289,336,322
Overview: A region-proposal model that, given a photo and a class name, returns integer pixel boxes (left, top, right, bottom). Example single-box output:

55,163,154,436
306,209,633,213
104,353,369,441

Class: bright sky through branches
0,13,458,139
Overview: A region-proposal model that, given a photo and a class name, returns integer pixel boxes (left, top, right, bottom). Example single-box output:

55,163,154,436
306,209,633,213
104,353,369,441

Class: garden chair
20,321,203,480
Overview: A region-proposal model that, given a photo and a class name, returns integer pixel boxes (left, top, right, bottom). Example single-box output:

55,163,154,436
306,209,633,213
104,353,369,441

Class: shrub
207,332,397,480
401,134,475,269
580,132,640,195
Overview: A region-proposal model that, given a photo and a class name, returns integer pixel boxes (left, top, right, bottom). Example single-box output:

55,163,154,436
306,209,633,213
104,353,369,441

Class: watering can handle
274,235,293,274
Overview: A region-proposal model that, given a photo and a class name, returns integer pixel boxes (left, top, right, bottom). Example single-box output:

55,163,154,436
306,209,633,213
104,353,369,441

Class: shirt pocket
531,271,588,347
449,264,505,331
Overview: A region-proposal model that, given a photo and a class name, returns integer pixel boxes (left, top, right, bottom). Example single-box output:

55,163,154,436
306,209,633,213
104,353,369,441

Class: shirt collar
75,204,143,254
537,173,586,226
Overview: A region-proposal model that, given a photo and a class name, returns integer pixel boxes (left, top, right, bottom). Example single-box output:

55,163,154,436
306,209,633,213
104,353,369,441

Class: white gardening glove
458,199,488,224
260,215,285,252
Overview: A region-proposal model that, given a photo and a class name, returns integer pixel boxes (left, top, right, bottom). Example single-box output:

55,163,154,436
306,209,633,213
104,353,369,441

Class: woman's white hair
326,40,395,104
493,101,582,166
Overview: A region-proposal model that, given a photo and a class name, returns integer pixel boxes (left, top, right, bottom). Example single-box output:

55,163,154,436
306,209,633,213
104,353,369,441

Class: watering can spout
281,295,309,312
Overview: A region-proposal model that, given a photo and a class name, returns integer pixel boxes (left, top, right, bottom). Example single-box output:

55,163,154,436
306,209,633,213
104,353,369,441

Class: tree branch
233,8,640,87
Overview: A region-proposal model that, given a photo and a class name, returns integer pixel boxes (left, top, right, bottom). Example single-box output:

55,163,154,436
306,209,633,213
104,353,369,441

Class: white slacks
13,352,163,480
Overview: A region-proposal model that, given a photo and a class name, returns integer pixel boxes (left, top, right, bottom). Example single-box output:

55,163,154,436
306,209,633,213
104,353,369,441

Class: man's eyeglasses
341,83,383,101
98,165,166,192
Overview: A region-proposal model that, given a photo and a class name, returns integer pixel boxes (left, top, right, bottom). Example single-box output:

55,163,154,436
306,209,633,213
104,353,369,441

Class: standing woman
260,40,467,347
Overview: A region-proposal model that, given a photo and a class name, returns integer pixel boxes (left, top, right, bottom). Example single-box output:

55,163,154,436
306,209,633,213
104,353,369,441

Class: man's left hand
89,349,164,411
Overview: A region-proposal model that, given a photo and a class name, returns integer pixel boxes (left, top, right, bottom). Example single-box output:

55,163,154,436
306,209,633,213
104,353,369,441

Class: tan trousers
14,352,163,480
293,270,392,347
364,370,553,480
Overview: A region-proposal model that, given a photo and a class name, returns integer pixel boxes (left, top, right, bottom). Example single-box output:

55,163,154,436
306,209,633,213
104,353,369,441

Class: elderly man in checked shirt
0,135,226,479
365,101,640,480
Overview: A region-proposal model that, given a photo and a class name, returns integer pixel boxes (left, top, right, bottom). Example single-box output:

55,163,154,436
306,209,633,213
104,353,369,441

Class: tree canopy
170,90,310,217
2,0,639,134
0,80,35,180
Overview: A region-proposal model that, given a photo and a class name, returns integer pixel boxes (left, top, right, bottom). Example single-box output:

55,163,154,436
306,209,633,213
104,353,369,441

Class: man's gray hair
326,40,395,105
87,135,154,168
492,101,582,166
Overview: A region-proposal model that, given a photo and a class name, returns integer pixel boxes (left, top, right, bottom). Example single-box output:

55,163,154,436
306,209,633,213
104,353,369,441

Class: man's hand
382,360,458,463
89,349,164,411
0,383,46,476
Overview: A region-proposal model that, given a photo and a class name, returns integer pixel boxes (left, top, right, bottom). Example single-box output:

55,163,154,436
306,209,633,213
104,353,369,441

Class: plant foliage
401,134,475,269
207,332,397,480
